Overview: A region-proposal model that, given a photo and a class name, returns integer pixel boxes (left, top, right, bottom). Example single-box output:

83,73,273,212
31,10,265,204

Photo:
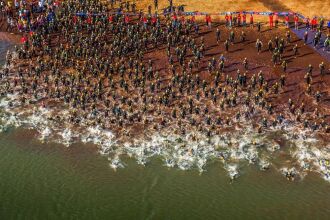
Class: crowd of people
0,0,329,140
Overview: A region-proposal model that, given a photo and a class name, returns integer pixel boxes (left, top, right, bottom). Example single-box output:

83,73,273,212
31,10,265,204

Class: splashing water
1,94,330,182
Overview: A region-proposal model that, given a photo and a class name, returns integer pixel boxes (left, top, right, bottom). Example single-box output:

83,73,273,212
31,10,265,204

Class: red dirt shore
144,23,330,122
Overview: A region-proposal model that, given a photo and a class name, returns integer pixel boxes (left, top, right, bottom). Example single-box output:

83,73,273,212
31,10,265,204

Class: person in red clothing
225,14,229,27
269,13,273,28
124,15,130,24
54,0,60,6
191,15,195,24
249,14,254,28
180,15,185,24
311,17,317,30
86,14,92,24
142,15,147,28
20,35,28,44
242,13,246,26
294,14,299,30
172,13,177,21
208,15,212,28
285,15,289,28
73,15,77,24
206,15,211,28
151,15,157,26
171,13,177,27
108,14,113,23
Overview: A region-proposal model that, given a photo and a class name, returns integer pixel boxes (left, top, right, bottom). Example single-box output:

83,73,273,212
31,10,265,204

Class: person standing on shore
324,35,329,51
240,31,246,42
237,13,241,27
294,14,299,30
250,13,254,28
256,39,263,54
242,13,246,27
293,44,298,58
216,28,221,44
224,40,229,52
286,31,291,44
319,62,325,76
305,17,310,29
269,13,273,29
311,17,317,31
281,60,287,72
205,15,211,29
313,33,320,47
225,13,229,27
257,22,261,32
229,13,233,27
243,58,248,70
304,31,308,45
229,30,235,44
268,39,273,52
154,0,158,11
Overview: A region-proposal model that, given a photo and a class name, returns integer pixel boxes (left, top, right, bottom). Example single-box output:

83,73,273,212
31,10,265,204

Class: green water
0,128,329,220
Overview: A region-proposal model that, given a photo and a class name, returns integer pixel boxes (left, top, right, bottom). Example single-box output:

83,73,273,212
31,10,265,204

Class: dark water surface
0,40,330,220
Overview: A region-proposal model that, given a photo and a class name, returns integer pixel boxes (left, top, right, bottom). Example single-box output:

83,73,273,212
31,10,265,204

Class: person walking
216,28,221,44
224,40,229,52
304,31,308,45
256,39,263,54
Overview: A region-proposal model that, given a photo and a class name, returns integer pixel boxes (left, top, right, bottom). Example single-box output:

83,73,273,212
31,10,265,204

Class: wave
0,93,330,182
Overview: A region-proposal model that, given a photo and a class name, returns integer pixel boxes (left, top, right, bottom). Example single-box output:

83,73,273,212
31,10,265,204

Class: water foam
1,93,330,182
